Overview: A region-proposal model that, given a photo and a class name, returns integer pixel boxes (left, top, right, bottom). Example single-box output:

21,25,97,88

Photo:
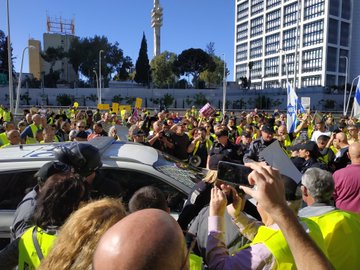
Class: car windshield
154,151,205,188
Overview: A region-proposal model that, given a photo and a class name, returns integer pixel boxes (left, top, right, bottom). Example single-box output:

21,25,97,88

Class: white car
0,137,205,248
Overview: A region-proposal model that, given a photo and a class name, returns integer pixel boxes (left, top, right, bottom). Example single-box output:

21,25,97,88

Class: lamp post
6,0,14,113
98,50,104,105
345,75,360,115
222,53,227,115
340,56,349,116
15,46,35,115
93,69,99,103
293,0,301,90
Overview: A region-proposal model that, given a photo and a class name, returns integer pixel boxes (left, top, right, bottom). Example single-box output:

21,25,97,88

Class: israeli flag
353,78,360,119
287,82,298,133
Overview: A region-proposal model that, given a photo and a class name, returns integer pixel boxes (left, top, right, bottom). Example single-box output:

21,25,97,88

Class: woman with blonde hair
38,198,126,270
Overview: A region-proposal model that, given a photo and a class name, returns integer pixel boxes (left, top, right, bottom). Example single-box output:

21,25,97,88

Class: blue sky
0,0,235,80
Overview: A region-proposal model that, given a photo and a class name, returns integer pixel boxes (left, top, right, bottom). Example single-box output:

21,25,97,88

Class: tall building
234,0,357,90
28,39,43,80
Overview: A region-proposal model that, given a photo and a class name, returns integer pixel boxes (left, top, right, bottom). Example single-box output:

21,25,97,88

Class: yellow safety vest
0,132,8,145
3,111,11,122
18,226,57,270
241,218,326,270
236,126,243,136
26,124,39,144
309,210,360,270
193,139,212,156
189,253,203,270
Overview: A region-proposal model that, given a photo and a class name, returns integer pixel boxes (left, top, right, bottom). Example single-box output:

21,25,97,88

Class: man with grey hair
299,167,360,269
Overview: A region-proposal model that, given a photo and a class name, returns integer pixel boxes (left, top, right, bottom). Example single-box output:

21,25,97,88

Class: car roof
0,137,158,167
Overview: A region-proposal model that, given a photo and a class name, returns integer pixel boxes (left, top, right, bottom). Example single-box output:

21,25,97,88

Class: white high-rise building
234,0,358,90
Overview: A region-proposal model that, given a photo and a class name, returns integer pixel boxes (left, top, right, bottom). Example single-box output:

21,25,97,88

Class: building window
237,1,249,21
340,22,350,47
250,60,262,79
304,0,325,21
266,0,281,9
302,76,322,87
250,38,263,59
236,43,248,62
338,49,349,73
251,0,264,16
328,19,338,44
303,19,324,47
265,57,279,77
326,75,336,87
341,0,351,20
329,0,339,16
265,33,280,55
236,63,248,79
264,80,280,88
236,22,248,42
282,53,296,76
302,48,323,73
266,9,281,33
283,2,298,27
326,47,337,72
250,16,264,37
283,28,298,51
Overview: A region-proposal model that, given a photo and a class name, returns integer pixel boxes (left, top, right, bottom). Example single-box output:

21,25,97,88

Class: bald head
93,209,187,270
349,142,360,163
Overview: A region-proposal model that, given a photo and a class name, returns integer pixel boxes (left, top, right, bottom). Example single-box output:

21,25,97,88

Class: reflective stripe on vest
26,124,38,144
309,210,360,270
3,111,11,122
18,226,57,270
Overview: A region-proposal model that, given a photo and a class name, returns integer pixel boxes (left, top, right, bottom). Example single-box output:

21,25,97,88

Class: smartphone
217,161,253,187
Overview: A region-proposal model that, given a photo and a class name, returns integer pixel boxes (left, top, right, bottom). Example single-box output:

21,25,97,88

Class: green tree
0,30,16,81
112,95,123,103
134,33,151,86
150,51,177,88
41,47,65,73
173,48,216,88
113,56,133,81
185,96,193,106
193,93,208,107
199,55,228,88
124,96,136,105
161,93,174,107
20,93,32,105
87,94,98,103
206,42,216,56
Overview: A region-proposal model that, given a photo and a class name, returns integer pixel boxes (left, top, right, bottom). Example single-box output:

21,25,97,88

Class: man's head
7,130,21,145
277,125,287,136
334,132,348,149
34,161,71,187
348,142,360,164
215,129,229,145
315,121,326,132
301,168,334,206
316,135,330,150
261,125,275,142
3,122,15,132
93,209,188,270
32,114,41,126
93,123,104,134
128,186,169,213
347,124,358,139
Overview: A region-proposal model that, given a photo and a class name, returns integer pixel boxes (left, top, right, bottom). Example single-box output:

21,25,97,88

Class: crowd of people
0,103,359,269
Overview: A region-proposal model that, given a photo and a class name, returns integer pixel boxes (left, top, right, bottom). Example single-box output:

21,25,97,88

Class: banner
135,98,142,109
112,102,119,113
199,103,216,118
286,82,298,133
97,104,110,111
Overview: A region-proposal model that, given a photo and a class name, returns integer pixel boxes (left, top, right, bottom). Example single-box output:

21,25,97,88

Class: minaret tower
151,0,163,57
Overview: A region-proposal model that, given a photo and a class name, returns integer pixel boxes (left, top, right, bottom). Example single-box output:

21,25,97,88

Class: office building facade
234,0,357,90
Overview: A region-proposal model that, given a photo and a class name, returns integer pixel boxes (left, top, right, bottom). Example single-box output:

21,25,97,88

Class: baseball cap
297,141,319,153
34,161,70,184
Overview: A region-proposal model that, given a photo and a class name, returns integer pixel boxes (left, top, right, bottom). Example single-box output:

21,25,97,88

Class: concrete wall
0,85,346,112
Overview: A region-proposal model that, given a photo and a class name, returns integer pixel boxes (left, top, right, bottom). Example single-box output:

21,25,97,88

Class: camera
217,161,253,187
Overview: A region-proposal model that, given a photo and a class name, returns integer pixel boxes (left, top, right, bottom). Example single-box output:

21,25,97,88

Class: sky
0,0,235,80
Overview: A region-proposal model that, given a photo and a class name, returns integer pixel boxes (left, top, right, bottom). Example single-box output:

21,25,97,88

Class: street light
6,0,14,113
93,69,99,102
345,75,360,116
222,53,227,115
340,56,349,116
98,49,104,105
15,45,35,115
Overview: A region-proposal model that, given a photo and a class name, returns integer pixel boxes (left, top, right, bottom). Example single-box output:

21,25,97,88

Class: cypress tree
134,32,151,86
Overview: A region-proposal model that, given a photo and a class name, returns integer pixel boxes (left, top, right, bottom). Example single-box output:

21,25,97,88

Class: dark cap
133,129,146,136
215,129,229,138
298,141,319,153
261,125,275,134
75,130,88,139
241,131,252,138
34,161,70,184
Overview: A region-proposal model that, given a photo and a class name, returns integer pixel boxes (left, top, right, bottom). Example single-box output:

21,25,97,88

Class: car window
0,171,38,210
100,168,187,213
